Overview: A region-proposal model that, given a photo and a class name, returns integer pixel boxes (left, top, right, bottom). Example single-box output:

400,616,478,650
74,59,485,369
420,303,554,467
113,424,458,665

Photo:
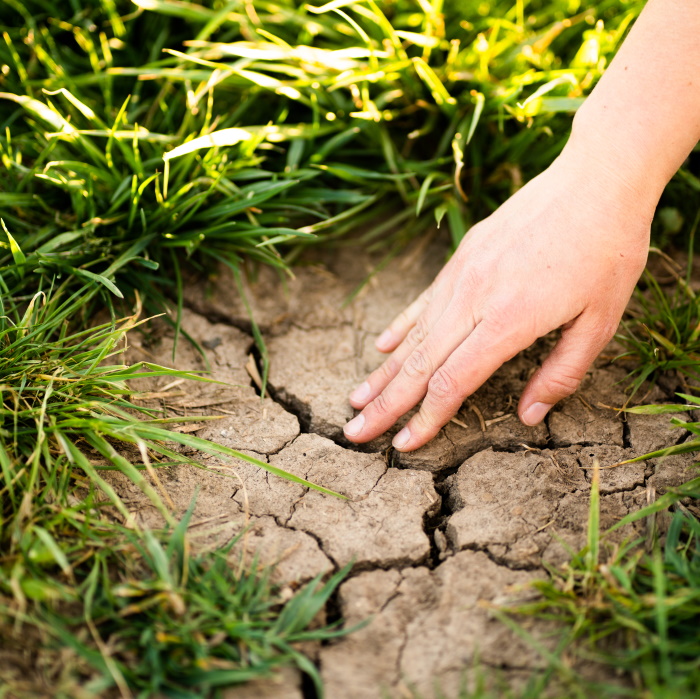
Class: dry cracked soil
114,237,698,699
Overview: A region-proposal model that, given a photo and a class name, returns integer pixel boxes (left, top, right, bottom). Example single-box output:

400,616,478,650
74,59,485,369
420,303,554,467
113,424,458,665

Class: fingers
518,314,618,426
344,305,479,443
374,287,433,353
350,289,448,410
390,320,530,451
375,311,616,452
350,315,437,410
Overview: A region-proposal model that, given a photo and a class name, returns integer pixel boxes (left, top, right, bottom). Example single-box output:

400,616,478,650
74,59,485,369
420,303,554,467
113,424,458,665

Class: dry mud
117,238,697,698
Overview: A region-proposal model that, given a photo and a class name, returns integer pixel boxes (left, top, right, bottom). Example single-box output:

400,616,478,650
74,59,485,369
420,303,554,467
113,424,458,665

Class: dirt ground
117,236,697,699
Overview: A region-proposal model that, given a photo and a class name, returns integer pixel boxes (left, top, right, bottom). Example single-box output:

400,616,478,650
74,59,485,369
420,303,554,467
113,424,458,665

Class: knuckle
540,371,581,398
406,319,429,348
457,262,490,295
483,304,529,340
403,349,432,380
481,302,514,333
482,312,507,338
464,266,484,291
372,391,392,418
482,314,537,356
428,368,460,402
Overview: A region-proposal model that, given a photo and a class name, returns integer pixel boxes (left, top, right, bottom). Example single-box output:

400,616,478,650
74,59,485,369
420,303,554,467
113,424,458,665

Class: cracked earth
115,237,697,698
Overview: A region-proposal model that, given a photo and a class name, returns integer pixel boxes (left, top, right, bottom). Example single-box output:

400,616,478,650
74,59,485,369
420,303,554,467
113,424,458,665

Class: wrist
557,115,662,224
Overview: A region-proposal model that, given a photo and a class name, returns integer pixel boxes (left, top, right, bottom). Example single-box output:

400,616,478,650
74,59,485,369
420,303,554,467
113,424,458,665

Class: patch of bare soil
115,237,696,698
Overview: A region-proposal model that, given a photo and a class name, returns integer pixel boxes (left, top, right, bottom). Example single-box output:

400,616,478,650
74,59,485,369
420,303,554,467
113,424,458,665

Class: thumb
518,314,617,426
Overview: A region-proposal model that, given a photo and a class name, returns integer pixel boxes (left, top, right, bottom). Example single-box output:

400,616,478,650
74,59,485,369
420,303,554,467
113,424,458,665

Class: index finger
374,286,433,353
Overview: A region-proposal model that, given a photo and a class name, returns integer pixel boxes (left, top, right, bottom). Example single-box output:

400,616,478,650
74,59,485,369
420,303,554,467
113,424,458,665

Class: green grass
0,263,345,695
498,464,700,699
413,466,700,699
1,0,700,696
616,219,700,398
4,495,353,697
1,0,664,286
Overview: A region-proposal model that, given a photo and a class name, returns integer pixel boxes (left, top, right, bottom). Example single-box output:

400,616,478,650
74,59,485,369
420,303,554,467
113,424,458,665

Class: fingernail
392,427,411,450
521,402,553,426
349,381,371,403
376,329,393,350
344,413,365,437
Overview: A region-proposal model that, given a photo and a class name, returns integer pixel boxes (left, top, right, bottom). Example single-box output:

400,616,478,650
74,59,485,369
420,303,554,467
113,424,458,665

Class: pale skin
343,0,700,452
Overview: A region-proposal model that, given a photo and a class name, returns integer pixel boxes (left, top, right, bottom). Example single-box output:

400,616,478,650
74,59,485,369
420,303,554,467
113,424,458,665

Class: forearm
565,0,700,210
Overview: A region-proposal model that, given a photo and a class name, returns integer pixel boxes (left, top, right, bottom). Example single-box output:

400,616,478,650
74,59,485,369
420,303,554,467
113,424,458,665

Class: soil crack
273,514,341,569
622,416,632,449
450,542,543,572
158,253,693,698
182,300,257,338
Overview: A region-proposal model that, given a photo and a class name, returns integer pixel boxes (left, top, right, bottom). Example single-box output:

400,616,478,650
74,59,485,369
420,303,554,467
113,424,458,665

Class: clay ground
117,236,697,698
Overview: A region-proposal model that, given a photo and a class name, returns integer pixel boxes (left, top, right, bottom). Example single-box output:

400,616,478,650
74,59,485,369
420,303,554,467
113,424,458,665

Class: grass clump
495,464,700,699
15,501,351,698
616,221,700,397
0,263,344,695
1,0,664,287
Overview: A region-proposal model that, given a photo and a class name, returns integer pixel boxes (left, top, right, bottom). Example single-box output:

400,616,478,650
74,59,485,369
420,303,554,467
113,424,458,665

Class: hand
343,148,654,452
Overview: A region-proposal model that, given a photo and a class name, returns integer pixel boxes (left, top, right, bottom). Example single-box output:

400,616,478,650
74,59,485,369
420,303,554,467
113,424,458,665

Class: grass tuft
501,463,700,698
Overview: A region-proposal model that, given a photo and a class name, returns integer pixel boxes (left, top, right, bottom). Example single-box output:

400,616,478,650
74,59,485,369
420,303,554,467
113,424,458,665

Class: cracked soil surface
117,237,697,698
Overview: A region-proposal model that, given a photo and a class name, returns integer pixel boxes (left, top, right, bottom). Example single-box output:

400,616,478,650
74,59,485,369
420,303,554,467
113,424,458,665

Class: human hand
343,149,655,452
